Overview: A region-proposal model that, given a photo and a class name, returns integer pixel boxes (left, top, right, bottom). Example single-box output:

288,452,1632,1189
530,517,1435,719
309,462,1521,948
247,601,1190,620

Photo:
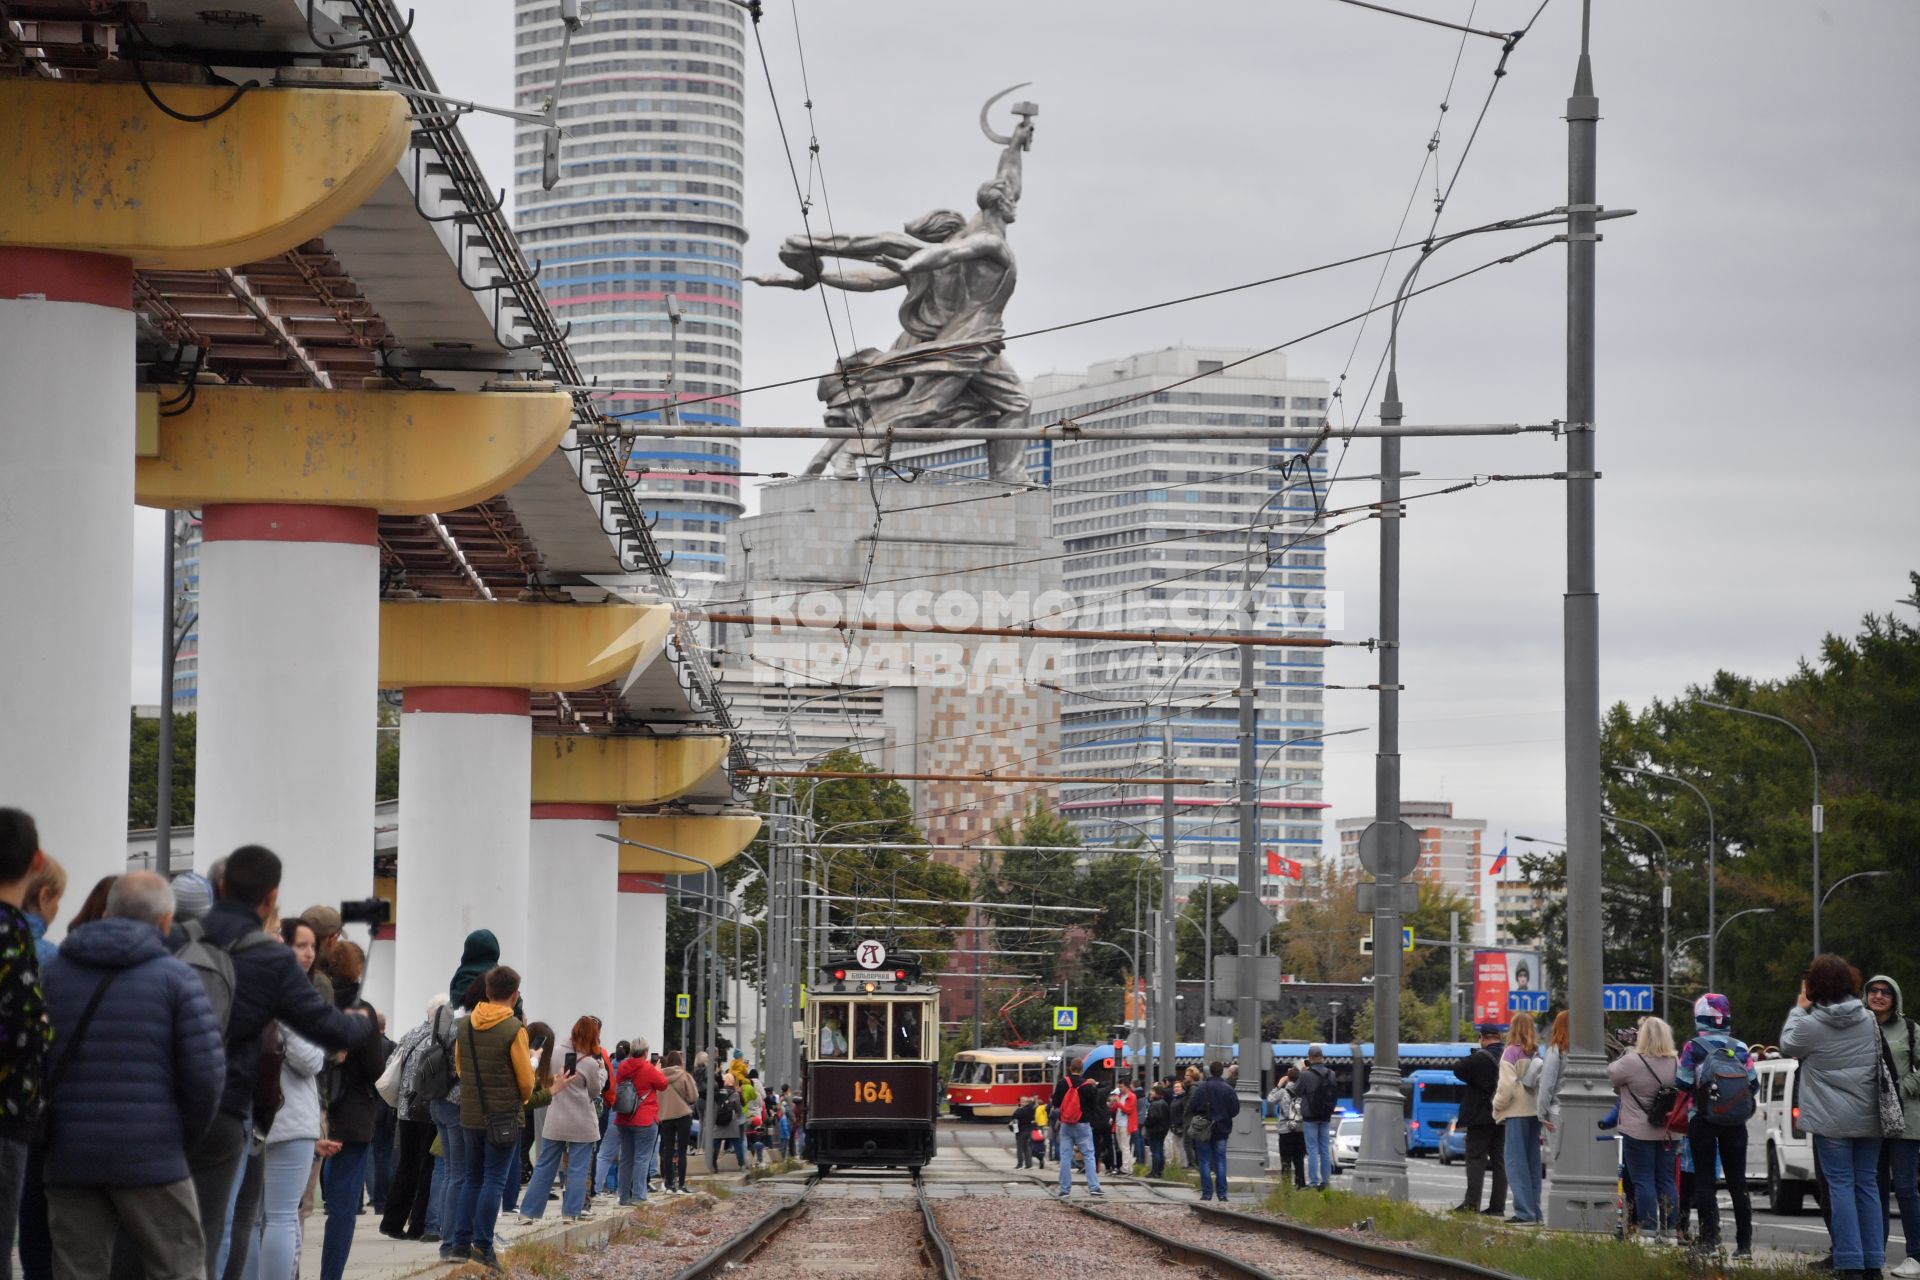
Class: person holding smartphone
514,1018,606,1222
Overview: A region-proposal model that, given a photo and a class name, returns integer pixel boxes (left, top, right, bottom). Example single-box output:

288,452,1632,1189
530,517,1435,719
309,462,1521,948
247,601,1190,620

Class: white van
1746,1057,1817,1213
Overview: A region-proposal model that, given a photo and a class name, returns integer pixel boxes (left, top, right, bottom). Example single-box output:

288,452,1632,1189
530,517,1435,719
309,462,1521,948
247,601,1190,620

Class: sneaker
1893,1262,1920,1280
1450,1205,1476,1215
1089,1188,1103,1198
1059,1190,1071,1200
421,1232,440,1244
447,1244,471,1261
470,1246,503,1273
1479,1208,1504,1216
1733,1249,1756,1263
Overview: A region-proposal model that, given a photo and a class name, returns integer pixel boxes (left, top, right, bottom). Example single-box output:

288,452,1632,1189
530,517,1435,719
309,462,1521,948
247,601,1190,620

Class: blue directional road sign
1508,990,1551,1015
1603,984,1655,1013
1053,1006,1078,1032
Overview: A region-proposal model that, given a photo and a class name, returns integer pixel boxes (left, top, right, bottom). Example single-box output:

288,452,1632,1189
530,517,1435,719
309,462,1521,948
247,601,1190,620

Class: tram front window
892,1005,924,1060
853,1003,889,1059
817,1003,849,1058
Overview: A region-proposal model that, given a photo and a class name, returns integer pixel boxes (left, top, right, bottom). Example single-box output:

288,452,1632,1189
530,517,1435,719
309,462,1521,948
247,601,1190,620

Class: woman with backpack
318,940,389,1280
1673,993,1759,1258
1605,1013,1679,1242
613,1036,670,1203
1494,1011,1546,1225
378,992,452,1241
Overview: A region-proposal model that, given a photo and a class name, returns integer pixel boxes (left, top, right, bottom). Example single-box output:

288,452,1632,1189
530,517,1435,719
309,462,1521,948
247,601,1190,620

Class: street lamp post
1614,766,1719,992
1699,700,1822,958
1673,908,1775,979
1603,814,1670,1021
1820,871,1892,909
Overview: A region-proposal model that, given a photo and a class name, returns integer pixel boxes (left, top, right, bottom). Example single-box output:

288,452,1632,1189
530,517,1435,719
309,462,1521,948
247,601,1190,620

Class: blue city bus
1403,1068,1467,1155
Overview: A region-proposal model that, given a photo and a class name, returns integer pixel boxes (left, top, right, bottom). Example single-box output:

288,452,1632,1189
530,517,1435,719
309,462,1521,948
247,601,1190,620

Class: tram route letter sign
1053,1006,1078,1032
856,938,888,970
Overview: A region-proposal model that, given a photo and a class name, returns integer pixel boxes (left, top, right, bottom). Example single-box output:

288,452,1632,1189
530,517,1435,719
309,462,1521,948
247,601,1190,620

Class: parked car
1746,1056,1817,1214
1437,1117,1468,1165
1332,1117,1365,1172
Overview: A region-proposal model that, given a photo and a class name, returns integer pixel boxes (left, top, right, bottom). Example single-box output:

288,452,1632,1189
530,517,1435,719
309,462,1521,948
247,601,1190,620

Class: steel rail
1071,1201,1282,1280
665,1180,819,1280
1188,1202,1525,1280
915,1175,964,1280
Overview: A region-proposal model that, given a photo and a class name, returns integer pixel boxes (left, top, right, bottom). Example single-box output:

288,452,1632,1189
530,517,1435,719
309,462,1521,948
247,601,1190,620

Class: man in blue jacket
40,871,224,1280
1193,1060,1241,1202
192,845,372,1279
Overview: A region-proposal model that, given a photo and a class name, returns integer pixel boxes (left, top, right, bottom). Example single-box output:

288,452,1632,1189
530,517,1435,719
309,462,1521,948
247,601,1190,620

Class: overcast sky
129,0,1919,848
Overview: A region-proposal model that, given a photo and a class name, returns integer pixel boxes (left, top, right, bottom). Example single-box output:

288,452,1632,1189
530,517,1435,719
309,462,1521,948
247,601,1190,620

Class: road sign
1359,923,1416,956
1355,881,1419,915
1213,954,1284,1002
1603,983,1655,1014
674,993,690,1019
1508,990,1551,1014
1357,820,1421,879
1053,1006,1078,1032
799,984,808,1011
1221,894,1278,945
1402,927,1415,953
855,938,888,970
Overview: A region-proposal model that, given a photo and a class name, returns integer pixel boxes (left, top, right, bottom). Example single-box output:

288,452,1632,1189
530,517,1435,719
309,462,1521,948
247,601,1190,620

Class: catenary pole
1226,636,1267,1178
1160,714,1178,1086
1546,0,1617,1232
156,509,175,875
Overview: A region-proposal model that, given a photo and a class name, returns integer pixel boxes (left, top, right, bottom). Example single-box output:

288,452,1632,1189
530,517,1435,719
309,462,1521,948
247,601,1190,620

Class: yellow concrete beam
0,81,408,269
381,601,670,694
135,386,573,514
616,813,761,875
135,391,159,458
532,736,729,807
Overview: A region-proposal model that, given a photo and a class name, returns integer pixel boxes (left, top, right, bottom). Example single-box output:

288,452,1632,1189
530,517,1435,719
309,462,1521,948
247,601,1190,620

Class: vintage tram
802,946,941,1172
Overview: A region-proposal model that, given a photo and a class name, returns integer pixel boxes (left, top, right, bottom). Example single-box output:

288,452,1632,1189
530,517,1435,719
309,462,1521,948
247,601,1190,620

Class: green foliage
1513,576,1920,1035
127,710,195,830
1349,986,1457,1045
375,701,399,801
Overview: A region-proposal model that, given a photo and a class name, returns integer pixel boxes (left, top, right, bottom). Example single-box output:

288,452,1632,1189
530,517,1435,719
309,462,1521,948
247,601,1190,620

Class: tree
127,710,195,830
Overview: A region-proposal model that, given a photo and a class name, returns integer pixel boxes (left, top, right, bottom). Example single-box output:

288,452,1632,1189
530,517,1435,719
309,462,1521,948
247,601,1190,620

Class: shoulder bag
465,1020,520,1148
1879,1038,1908,1138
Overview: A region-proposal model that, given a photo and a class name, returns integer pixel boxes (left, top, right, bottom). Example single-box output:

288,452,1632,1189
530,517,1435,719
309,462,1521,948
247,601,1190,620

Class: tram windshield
853,1003,889,1058
817,1006,849,1058
816,1000,927,1061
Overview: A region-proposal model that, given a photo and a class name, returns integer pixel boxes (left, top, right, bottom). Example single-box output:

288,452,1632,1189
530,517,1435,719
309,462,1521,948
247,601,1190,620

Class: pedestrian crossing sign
675,993,690,1019
1053,1006,1078,1032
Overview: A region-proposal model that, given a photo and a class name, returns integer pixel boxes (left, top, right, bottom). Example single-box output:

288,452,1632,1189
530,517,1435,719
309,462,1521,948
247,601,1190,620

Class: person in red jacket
613,1036,669,1204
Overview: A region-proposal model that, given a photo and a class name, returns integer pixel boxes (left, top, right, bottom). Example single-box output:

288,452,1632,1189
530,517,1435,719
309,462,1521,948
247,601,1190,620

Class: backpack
1298,1064,1336,1121
1059,1076,1084,1125
175,920,274,1036
413,1007,457,1105
1691,1040,1756,1127
715,1087,739,1129
615,1078,640,1117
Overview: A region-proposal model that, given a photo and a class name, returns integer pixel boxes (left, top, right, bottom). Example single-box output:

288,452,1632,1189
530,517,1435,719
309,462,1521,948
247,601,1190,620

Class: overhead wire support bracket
306,0,415,54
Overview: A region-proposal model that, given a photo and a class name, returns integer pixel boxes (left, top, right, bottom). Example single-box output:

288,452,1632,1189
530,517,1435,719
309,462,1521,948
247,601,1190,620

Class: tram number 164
852,1080,895,1104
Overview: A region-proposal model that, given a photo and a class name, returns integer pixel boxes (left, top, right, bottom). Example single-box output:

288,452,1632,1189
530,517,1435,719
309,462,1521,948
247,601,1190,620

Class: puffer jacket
1781,996,1881,1138
1870,975,1920,1138
39,917,224,1188
1606,1052,1678,1140
265,1026,327,1144
199,900,370,1120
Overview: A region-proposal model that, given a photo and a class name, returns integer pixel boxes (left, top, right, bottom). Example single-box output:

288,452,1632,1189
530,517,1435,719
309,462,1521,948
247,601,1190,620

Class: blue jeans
1816,1134,1885,1271
595,1109,620,1197
1057,1121,1100,1195
319,1140,373,1280
1197,1136,1230,1200
243,1140,316,1280
1882,1136,1920,1261
1505,1116,1543,1222
430,1099,468,1255
423,1154,442,1235
617,1125,659,1204
1620,1134,1673,1237
520,1138,594,1221
452,1126,519,1255
1303,1120,1332,1187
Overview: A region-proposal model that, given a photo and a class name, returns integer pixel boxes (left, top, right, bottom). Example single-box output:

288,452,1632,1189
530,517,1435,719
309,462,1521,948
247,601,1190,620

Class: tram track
668,1168,961,1280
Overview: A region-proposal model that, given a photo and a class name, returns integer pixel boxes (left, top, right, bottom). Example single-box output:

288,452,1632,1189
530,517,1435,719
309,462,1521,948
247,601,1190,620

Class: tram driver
855,1004,888,1058
819,1009,848,1058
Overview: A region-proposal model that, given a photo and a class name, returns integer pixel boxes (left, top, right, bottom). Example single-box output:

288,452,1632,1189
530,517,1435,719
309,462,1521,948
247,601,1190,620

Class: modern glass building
894,347,1333,908
512,0,748,580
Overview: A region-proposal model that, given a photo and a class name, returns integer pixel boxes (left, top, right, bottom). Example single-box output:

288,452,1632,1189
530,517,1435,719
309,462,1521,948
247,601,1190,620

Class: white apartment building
1335,800,1488,906
893,347,1333,907
512,0,748,581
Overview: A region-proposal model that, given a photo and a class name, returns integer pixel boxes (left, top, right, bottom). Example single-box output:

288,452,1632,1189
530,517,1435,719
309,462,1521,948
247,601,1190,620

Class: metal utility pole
1546,0,1617,1231
156,509,176,875
1450,911,1461,1039
1353,363,1410,1201
1226,639,1268,1178
1160,715,1178,1084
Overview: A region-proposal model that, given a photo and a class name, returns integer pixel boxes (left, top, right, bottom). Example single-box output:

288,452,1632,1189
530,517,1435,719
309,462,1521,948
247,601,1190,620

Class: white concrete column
0,250,134,911
527,804,619,1029
194,504,379,919
614,873,668,1054
393,687,531,1021
364,934,397,1024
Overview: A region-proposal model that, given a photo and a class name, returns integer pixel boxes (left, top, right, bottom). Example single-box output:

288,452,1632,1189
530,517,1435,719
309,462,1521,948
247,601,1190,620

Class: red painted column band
201,504,379,547
617,873,667,895
531,803,619,822
0,248,132,309
402,687,532,717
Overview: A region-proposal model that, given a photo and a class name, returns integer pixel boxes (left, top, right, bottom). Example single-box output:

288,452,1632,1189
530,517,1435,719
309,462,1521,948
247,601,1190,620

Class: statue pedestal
717,475,1063,845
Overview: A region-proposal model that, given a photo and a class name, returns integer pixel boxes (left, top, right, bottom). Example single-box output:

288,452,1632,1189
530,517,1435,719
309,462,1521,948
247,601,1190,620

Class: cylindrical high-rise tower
513,0,747,581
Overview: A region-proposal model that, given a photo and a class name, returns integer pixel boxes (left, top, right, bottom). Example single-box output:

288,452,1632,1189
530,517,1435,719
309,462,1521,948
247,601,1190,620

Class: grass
1257,1183,1815,1280
744,1156,801,1182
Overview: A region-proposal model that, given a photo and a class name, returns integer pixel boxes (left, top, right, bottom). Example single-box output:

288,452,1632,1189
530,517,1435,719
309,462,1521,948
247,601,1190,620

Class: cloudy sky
129,0,1919,847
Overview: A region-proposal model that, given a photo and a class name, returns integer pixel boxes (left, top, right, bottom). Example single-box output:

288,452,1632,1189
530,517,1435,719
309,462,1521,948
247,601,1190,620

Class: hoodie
1870,974,1920,1138
1780,995,1881,1138
448,929,500,1007
454,1000,533,1126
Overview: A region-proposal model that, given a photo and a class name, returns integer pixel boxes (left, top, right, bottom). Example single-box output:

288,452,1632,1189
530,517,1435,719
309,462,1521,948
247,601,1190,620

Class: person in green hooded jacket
1867,974,1920,1278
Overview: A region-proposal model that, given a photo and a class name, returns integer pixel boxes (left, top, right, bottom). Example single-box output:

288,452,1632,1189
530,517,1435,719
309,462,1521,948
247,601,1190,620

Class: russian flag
1489,846,1509,876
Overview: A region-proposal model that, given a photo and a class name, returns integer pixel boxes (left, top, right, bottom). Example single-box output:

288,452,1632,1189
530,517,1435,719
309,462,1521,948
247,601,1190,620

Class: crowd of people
0,809,805,1280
